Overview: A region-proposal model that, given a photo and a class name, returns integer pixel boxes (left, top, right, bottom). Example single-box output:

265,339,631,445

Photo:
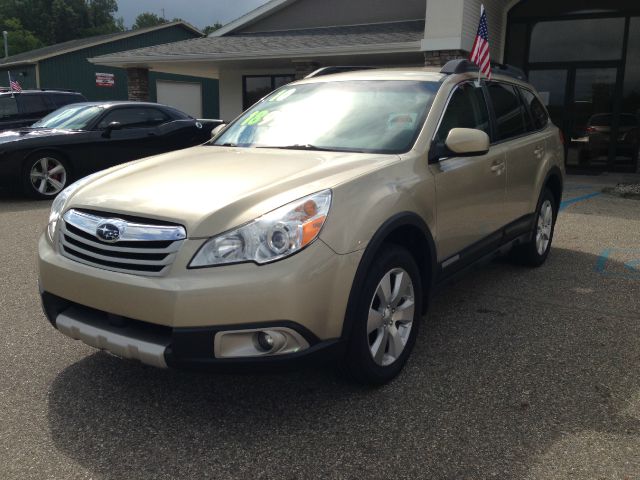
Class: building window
243,75,295,110
529,17,625,63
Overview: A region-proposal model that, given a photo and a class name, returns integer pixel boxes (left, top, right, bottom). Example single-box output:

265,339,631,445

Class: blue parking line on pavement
595,248,640,278
559,192,601,211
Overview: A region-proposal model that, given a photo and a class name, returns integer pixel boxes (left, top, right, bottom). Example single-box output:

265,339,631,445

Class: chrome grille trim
59,209,186,277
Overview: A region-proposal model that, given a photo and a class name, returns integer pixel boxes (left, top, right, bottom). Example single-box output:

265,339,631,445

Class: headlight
189,190,332,268
47,172,102,242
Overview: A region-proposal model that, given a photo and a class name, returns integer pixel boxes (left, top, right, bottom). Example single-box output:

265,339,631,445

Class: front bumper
40,292,345,370
38,234,361,369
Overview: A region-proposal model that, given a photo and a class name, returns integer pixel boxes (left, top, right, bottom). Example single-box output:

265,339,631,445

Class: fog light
255,331,275,352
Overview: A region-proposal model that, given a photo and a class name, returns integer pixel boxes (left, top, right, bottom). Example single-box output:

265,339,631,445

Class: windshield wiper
257,144,343,152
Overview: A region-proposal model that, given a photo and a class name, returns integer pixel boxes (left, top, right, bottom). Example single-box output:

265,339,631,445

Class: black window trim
517,85,551,133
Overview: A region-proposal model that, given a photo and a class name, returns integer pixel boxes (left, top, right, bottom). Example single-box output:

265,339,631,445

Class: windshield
213,80,440,154
32,104,103,130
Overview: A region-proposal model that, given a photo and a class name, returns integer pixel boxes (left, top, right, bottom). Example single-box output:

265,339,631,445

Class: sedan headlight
190,190,332,267
47,172,102,242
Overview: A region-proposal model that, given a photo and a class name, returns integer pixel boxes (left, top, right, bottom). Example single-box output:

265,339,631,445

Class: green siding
149,72,220,119
0,65,37,89
39,26,198,101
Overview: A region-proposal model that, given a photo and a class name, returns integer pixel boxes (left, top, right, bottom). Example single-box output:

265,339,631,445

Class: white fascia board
89,42,423,66
420,37,463,51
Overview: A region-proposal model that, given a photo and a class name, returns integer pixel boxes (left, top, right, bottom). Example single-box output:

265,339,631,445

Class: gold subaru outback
38,61,564,384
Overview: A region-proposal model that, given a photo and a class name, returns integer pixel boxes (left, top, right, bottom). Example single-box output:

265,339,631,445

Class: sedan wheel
26,156,69,198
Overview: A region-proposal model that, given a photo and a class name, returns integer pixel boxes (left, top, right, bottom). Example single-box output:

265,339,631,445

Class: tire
344,245,422,385
511,188,557,267
22,153,71,199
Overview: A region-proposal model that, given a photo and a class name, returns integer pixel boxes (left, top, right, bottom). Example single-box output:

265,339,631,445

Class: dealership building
91,0,640,172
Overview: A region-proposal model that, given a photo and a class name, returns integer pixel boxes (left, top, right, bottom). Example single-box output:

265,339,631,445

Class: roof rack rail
440,59,528,81
305,66,376,79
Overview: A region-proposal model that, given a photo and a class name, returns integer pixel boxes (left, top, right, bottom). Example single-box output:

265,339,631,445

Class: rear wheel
511,188,557,267
23,154,71,199
344,245,422,385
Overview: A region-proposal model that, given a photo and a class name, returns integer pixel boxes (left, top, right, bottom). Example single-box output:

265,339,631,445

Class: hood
0,128,81,145
67,146,399,237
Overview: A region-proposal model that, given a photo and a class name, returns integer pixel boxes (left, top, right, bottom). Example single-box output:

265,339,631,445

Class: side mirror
102,121,122,138
444,128,490,156
211,123,227,139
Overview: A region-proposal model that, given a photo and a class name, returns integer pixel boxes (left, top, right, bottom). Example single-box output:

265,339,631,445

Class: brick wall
127,68,149,101
424,49,468,66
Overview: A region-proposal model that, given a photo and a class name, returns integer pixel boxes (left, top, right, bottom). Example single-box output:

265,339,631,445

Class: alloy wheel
30,157,67,196
367,267,415,366
535,199,553,256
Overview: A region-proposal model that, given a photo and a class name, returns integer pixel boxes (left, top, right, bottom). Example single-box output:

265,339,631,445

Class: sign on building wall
95,72,115,87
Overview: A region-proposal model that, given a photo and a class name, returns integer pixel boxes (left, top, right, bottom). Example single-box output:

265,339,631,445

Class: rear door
429,81,507,263
486,82,549,222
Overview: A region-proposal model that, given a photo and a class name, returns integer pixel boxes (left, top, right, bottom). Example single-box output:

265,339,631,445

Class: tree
132,12,167,30
85,0,123,35
203,22,223,35
0,17,42,56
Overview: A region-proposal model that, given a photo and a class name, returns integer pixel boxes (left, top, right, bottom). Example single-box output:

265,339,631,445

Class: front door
429,82,507,263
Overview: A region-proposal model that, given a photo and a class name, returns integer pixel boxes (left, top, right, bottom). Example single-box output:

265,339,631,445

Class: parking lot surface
1,177,639,479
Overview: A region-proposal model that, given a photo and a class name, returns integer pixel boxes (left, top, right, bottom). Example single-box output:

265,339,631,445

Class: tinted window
0,96,18,118
19,94,49,116
435,83,490,143
487,83,527,140
51,93,84,108
97,107,171,129
520,88,548,130
529,18,624,63
243,75,296,110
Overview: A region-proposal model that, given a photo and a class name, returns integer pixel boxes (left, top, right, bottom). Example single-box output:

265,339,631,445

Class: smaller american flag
10,79,22,93
469,5,492,79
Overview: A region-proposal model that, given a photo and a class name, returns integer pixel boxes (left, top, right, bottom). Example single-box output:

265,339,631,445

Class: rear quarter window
0,96,18,118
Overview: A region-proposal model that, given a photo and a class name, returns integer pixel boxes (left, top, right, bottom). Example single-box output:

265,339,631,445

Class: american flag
469,5,492,79
9,76,22,93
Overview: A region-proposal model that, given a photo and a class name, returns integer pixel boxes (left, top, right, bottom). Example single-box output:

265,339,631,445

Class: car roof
290,66,537,91
60,101,171,109
0,89,83,95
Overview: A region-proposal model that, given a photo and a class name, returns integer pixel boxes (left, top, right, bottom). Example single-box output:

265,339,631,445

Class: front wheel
344,245,422,385
23,154,71,199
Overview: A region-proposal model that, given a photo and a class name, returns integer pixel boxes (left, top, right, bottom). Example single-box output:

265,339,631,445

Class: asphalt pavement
1,176,639,479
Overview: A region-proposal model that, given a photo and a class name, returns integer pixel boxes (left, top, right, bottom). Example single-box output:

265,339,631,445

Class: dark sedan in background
0,101,222,198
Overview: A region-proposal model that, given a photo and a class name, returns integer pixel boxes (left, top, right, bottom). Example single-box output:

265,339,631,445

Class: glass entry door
530,66,621,171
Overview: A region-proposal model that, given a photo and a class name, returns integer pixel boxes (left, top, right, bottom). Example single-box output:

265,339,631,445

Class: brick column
423,50,468,67
127,68,149,101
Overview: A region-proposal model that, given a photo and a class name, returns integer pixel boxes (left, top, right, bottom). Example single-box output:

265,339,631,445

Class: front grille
59,209,186,277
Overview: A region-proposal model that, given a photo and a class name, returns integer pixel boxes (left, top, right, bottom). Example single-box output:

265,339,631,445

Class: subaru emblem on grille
96,222,122,243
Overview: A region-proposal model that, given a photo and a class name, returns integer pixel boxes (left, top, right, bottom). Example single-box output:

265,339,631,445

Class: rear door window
435,82,490,143
18,94,50,116
486,83,528,140
520,88,549,131
0,96,18,118
51,93,84,108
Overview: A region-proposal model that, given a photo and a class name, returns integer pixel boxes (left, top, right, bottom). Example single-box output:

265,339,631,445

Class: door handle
534,145,545,156
490,162,505,173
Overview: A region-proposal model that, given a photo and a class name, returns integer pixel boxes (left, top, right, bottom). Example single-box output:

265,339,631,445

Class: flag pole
8,71,13,98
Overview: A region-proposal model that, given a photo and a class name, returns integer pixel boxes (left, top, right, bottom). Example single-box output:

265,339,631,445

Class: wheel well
544,173,563,209
384,225,433,313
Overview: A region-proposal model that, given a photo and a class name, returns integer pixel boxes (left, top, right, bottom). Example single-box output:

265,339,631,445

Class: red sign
96,72,115,88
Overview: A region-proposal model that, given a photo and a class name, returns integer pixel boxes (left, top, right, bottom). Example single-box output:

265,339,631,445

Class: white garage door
156,80,203,118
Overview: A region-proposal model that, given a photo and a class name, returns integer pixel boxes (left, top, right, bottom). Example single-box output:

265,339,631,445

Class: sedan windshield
213,80,440,154
32,105,103,130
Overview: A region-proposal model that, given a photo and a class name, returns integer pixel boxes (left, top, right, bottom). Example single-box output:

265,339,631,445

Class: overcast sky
117,0,270,30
